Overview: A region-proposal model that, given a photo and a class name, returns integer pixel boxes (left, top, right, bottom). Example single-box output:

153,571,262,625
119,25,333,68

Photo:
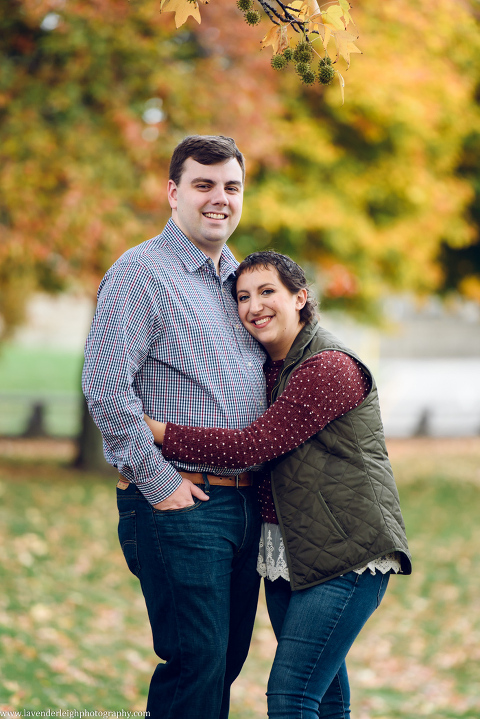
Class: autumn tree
2,0,480,342
160,0,480,313
2,0,480,464
0,0,284,338
0,0,289,463
230,0,480,316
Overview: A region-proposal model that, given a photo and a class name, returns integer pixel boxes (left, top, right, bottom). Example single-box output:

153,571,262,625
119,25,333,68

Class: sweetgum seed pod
245,10,261,25
271,54,287,70
295,61,310,76
301,70,316,85
293,41,313,63
318,65,335,85
237,0,253,10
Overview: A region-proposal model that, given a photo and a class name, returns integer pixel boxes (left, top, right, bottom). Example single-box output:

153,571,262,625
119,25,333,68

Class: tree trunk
74,396,112,473
22,401,48,438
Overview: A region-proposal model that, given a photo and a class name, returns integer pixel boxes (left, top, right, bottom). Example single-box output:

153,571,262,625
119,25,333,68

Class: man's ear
167,179,178,210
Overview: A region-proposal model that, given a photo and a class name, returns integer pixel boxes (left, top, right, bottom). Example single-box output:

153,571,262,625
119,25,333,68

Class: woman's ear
296,288,308,310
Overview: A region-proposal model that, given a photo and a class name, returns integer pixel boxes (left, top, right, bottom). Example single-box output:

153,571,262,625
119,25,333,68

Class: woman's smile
251,315,273,327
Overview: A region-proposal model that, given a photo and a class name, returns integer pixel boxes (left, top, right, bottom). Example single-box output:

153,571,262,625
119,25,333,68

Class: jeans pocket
153,498,203,515
118,509,141,576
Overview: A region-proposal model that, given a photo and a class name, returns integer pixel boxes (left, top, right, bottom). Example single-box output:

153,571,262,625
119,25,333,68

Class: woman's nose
249,297,263,314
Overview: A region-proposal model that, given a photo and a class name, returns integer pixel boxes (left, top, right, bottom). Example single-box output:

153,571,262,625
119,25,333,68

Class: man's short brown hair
169,135,245,186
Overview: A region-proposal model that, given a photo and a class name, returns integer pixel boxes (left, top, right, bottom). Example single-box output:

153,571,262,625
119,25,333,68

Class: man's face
167,157,244,259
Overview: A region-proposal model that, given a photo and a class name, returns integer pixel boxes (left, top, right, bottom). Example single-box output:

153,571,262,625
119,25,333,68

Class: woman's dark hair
234,251,318,325
169,135,245,186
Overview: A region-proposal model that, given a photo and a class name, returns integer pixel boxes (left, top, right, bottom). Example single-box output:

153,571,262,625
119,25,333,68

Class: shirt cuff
134,463,184,505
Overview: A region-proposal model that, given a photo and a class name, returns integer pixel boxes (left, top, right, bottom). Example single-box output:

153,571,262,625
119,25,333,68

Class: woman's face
236,266,307,361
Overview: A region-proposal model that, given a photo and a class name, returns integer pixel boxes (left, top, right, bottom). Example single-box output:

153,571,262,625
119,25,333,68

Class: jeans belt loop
201,472,211,493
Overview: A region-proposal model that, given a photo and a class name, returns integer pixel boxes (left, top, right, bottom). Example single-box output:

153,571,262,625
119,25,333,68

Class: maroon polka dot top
162,350,371,523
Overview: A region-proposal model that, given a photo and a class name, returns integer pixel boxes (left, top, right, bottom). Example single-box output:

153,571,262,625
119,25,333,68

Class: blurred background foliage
1,0,480,335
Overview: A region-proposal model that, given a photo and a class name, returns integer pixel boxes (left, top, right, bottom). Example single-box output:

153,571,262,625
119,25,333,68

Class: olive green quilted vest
270,321,412,591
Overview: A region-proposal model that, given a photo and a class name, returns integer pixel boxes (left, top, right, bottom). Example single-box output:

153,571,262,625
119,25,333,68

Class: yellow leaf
291,0,320,19
333,29,361,67
309,13,332,51
159,0,205,28
338,0,354,26
323,5,345,31
285,0,309,21
261,24,289,55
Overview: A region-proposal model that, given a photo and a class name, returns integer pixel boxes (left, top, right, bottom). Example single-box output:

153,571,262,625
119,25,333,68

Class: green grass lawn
0,344,84,394
0,345,84,437
1,437,480,717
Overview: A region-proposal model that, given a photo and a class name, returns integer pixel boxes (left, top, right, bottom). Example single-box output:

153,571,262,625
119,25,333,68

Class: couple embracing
83,135,411,719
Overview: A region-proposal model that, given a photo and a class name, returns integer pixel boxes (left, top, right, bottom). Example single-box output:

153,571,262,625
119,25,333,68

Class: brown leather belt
180,471,252,487
117,470,252,489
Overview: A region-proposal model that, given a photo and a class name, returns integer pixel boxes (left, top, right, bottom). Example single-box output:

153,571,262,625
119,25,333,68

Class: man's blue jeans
265,569,390,718
117,480,261,719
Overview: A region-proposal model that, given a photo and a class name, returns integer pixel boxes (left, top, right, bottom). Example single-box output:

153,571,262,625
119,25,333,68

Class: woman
146,251,411,719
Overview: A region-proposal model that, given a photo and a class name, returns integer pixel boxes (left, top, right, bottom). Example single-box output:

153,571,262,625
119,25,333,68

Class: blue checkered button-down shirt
82,219,267,505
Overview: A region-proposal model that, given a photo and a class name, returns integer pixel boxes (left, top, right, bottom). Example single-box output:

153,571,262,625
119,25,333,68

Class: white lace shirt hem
257,522,401,583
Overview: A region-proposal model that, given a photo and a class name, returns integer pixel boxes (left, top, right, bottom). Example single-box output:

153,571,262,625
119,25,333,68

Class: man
82,136,266,718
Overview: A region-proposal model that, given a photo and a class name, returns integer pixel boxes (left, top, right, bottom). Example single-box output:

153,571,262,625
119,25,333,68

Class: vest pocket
316,492,349,540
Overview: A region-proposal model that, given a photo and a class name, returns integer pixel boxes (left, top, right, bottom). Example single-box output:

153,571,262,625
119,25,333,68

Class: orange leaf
160,0,207,28
261,24,289,55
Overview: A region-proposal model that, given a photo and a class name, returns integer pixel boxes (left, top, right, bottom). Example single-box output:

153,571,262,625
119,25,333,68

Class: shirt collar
162,218,238,282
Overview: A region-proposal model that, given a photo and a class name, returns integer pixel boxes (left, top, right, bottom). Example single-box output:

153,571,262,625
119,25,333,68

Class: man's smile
203,212,228,220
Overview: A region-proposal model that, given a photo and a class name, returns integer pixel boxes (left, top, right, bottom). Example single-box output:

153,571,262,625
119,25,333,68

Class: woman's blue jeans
265,569,390,719
117,480,261,719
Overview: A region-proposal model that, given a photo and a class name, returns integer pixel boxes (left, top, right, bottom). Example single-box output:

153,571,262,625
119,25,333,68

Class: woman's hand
144,414,167,444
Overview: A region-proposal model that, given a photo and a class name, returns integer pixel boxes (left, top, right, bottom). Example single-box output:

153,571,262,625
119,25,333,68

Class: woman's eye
262,289,274,296
238,295,249,302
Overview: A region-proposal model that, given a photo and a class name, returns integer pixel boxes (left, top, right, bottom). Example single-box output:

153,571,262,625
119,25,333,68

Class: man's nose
211,185,228,205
